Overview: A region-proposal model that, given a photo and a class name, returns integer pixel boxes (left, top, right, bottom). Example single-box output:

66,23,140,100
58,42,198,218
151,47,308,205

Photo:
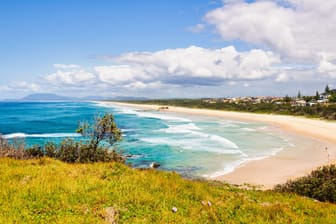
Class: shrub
45,142,57,158
0,113,124,164
25,145,44,158
274,165,336,203
57,138,81,163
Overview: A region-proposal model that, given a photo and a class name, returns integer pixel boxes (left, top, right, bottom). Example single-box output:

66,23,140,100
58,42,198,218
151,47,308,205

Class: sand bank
101,101,336,189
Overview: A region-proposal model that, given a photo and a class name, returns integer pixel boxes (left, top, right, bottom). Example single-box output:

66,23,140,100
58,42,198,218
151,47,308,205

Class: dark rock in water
149,162,160,169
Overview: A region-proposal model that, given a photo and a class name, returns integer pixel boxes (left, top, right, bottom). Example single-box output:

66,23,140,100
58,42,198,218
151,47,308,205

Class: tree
329,93,336,103
297,91,302,99
283,95,292,103
315,91,320,100
77,113,122,155
325,85,330,94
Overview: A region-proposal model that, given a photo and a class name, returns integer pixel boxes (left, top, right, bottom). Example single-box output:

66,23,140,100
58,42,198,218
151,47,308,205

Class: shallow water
0,101,294,178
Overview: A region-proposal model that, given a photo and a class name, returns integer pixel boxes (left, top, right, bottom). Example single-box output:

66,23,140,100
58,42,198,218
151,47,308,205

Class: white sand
100,101,336,189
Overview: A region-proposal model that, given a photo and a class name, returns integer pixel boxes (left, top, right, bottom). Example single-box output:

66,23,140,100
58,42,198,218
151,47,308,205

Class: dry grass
1,158,336,223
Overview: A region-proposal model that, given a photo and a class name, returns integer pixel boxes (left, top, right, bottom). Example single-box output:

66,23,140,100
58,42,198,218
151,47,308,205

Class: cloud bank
205,0,336,74
1,0,336,99
43,46,281,91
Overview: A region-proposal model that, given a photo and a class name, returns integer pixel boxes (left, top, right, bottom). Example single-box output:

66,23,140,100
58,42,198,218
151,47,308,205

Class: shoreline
98,101,336,189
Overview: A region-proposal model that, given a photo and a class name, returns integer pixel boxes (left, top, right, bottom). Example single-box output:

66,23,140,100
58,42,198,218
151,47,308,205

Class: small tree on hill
77,113,122,156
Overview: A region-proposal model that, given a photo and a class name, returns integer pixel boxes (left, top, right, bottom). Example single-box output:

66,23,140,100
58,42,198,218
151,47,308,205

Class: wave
205,147,284,178
3,133,82,139
159,123,201,134
240,127,256,132
128,110,191,122
95,102,191,122
158,123,238,149
140,136,242,155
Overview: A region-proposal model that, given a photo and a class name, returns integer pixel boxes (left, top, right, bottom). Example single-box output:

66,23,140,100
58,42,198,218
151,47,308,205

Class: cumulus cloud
275,73,290,82
318,59,336,78
205,0,336,62
12,45,278,97
95,65,147,85
113,45,280,85
0,81,42,98
11,81,41,92
44,68,96,86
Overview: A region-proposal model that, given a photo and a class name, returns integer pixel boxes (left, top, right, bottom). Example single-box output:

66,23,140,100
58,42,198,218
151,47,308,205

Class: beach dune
101,101,336,189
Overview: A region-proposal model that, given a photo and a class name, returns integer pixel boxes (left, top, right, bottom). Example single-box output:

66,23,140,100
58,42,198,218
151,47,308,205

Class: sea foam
3,133,82,139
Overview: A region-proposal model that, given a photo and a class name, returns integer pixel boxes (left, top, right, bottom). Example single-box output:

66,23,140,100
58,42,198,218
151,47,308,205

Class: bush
57,138,81,163
45,142,57,158
0,113,125,164
50,139,125,163
274,165,336,203
25,145,44,158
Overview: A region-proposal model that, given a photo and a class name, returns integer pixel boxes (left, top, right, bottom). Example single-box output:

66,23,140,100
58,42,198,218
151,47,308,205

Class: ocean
0,101,294,178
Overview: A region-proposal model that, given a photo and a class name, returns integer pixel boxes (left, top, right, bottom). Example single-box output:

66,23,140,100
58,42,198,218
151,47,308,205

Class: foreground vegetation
2,111,336,223
275,165,336,203
1,158,336,223
0,113,124,163
129,99,336,120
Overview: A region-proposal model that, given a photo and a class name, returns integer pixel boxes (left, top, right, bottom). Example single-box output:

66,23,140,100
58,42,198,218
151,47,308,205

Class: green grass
1,158,336,223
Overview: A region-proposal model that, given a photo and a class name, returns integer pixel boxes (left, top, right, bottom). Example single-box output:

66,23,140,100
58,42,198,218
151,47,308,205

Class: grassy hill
1,158,336,223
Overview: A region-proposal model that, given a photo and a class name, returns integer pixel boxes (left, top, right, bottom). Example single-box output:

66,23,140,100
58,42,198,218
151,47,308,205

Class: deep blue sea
0,101,294,178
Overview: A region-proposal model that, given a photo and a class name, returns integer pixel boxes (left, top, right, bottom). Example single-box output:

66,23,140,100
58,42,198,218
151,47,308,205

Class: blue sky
1,0,336,99
1,0,218,82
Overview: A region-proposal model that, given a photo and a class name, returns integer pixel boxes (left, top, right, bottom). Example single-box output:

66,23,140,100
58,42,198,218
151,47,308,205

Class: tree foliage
77,113,122,153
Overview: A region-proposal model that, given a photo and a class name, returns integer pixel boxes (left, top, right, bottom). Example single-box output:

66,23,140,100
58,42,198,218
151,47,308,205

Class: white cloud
114,45,280,84
0,85,11,91
6,46,277,98
94,65,147,85
205,0,336,62
275,73,290,82
11,81,41,92
187,24,205,33
318,59,336,78
53,64,81,69
44,69,96,85
124,81,164,90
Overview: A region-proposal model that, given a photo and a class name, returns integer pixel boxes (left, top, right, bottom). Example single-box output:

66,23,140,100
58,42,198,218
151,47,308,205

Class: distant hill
19,93,73,101
1,93,148,102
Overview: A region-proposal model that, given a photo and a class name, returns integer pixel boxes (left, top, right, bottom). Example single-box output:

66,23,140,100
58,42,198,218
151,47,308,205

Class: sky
1,0,336,99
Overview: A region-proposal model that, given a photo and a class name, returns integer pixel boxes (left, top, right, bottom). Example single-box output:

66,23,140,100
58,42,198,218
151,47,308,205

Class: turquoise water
0,101,293,178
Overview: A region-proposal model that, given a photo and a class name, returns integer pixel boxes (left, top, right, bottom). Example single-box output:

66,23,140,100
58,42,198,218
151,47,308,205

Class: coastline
98,101,336,189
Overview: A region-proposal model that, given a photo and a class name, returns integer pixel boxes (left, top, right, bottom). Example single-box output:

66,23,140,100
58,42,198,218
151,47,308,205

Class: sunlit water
0,101,294,178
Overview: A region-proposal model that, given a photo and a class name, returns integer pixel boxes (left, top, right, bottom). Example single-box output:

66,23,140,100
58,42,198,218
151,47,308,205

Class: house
292,100,306,106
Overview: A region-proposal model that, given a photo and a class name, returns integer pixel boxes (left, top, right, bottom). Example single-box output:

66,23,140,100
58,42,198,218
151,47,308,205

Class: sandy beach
101,101,336,189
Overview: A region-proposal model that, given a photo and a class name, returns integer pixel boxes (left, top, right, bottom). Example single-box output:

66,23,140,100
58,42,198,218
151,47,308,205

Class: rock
149,162,160,169
172,207,178,213
104,207,118,224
